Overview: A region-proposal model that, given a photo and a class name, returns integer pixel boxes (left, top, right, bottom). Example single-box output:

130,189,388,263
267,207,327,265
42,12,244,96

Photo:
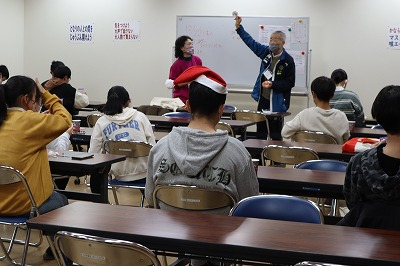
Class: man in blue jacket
235,16,295,140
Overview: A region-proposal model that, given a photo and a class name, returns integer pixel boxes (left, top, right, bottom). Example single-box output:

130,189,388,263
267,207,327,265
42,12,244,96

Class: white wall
16,0,400,120
0,0,24,75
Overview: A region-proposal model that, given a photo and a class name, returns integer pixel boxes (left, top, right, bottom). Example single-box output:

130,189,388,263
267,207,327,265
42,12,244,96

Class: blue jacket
236,25,295,112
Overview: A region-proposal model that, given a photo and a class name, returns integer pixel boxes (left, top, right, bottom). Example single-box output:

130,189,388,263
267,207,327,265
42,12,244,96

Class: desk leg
89,165,111,204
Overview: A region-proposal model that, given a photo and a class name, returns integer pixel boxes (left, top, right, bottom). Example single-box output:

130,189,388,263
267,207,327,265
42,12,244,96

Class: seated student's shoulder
226,137,251,155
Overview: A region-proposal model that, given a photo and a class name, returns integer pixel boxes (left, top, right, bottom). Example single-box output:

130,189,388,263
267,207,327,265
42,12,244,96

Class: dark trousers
256,96,284,140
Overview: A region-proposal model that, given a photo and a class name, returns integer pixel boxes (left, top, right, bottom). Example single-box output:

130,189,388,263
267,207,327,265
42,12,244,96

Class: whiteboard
176,16,310,93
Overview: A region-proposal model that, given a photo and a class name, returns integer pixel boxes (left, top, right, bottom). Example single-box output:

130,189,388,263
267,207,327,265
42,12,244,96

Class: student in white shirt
282,76,350,144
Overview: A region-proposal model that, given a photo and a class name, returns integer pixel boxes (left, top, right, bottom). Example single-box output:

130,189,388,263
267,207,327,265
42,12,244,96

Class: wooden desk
27,201,400,266
48,151,125,203
147,115,257,140
350,127,386,138
257,166,345,199
244,139,355,162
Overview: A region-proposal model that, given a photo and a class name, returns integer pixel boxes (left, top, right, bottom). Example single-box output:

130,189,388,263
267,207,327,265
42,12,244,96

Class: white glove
165,79,175,89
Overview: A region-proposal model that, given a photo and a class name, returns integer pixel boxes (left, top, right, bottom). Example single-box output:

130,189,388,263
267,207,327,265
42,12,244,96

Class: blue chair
295,159,348,172
162,112,191,119
230,195,323,224
296,160,348,216
371,124,383,129
0,165,42,265
224,105,237,112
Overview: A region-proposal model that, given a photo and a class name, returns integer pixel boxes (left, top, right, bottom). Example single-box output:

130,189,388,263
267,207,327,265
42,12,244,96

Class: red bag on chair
342,138,380,153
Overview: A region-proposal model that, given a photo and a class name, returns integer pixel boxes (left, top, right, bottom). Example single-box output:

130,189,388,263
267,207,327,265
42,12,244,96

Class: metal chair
295,262,348,266
104,140,153,207
296,160,348,216
224,105,237,112
153,185,237,265
215,121,235,136
230,195,323,224
153,185,237,213
231,110,270,140
0,165,42,266
54,231,161,266
261,145,319,166
86,113,102,127
291,130,338,144
162,111,191,119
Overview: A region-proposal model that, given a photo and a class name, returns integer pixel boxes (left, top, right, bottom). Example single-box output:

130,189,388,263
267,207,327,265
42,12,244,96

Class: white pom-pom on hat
165,79,175,89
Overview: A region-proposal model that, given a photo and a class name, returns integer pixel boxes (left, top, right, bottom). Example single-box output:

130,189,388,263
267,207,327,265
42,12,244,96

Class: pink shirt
169,55,202,103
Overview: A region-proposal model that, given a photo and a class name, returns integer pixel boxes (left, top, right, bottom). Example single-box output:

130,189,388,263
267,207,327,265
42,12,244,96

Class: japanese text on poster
388,26,400,49
113,21,140,41
69,23,94,43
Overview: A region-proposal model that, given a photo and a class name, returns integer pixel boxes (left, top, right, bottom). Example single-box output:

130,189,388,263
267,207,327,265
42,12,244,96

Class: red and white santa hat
165,66,227,94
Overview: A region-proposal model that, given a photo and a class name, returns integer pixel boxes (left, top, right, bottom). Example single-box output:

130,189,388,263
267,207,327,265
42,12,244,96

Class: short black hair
331,69,347,84
50,61,65,72
103,86,131,115
0,65,9,79
174,35,192,59
371,85,400,134
53,65,71,79
311,76,336,102
188,81,226,118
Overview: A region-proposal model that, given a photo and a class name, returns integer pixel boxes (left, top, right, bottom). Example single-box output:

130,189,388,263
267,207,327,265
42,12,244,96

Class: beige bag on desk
150,97,185,111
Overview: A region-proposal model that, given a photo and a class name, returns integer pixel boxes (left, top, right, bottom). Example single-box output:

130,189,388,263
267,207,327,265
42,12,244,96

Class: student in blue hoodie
235,16,295,140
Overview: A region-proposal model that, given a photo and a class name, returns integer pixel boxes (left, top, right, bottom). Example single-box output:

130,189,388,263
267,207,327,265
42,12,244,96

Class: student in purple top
165,35,202,103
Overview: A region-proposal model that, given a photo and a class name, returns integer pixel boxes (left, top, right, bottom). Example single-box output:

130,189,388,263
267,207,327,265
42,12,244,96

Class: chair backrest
231,109,266,123
230,195,323,224
224,105,237,112
137,105,171,116
215,121,234,136
104,140,152,158
291,130,337,144
294,262,348,266
295,159,348,172
153,185,237,211
231,110,269,139
0,165,38,217
261,145,319,166
162,112,191,119
372,124,383,129
54,231,161,266
86,113,102,128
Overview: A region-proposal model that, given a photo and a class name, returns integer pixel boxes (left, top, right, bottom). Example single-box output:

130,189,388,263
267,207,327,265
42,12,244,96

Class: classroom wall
0,0,24,75
6,0,400,120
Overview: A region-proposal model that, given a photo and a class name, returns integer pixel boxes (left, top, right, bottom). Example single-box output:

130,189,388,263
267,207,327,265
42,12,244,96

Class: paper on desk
262,109,278,115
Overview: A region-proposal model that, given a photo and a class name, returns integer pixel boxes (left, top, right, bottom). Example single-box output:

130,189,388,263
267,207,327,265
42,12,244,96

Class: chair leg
329,199,339,216
111,187,119,205
21,229,31,266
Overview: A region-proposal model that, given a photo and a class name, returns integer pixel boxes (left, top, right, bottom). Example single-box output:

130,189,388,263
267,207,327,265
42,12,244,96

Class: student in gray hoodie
145,66,259,213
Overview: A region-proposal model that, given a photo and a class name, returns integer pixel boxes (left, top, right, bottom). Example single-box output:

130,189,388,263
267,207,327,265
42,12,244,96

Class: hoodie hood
167,127,229,176
104,107,137,125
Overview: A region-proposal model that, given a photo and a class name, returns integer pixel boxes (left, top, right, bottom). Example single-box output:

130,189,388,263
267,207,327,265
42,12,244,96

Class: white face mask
186,45,194,55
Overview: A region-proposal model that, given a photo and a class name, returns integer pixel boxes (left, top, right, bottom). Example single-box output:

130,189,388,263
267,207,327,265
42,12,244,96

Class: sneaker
43,247,55,260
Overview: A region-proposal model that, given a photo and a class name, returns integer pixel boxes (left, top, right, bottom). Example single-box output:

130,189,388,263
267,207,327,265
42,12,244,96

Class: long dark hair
103,86,130,116
0,76,37,126
174,35,192,59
